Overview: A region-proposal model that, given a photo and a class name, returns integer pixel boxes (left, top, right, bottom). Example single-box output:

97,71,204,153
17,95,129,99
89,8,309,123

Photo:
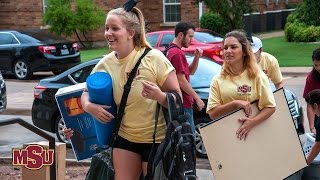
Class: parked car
31,54,304,158
146,29,224,64
0,72,7,112
0,29,80,80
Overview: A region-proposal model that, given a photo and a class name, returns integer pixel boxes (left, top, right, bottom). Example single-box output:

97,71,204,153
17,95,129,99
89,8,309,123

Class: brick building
0,0,303,43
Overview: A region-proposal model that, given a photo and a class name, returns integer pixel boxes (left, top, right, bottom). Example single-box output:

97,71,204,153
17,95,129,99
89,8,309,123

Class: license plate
61,49,69,55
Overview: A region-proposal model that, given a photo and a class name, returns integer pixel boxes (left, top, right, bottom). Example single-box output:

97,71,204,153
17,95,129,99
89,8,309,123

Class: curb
282,71,309,77
1,108,31,116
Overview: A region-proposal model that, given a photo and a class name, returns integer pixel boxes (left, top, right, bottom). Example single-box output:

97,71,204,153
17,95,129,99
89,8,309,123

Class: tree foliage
284,0,320,42
44,0,105,48
197,0,254,34
291,0,320,26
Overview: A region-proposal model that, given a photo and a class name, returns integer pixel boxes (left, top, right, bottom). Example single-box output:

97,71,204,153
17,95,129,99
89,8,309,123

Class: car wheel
195,117,211,158
13,59,31,80
55,115,71,147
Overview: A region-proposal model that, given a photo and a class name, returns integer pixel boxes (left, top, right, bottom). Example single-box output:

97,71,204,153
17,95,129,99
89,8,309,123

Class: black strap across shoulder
110,48,151,146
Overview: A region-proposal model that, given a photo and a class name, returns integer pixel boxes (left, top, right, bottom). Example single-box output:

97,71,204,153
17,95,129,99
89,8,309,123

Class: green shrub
200,12,228,35
285,21,320,42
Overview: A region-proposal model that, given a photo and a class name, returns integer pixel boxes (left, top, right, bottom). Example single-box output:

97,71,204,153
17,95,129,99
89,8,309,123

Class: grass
262,36,319,67
80,36,319,67
80,47,110,63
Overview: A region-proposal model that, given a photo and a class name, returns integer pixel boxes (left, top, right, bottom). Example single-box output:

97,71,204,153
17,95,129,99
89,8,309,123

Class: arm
207,100,252,120
142,71,181,107
307,142,320,164
237,107,276,140
188,48,203,75
274,82,283,89
307,104,316,133
268,53,283,89
81,91,114,124
177,73,204,110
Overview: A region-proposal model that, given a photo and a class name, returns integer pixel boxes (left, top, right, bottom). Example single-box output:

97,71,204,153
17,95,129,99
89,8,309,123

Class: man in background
251,36,284,89
166,22,205,133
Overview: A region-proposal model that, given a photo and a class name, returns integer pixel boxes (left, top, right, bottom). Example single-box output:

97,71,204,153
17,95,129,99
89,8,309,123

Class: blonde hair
107,7,151,49
221,30,259,79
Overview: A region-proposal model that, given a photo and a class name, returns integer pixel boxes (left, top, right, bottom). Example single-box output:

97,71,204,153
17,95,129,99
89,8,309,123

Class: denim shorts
113,136,159,162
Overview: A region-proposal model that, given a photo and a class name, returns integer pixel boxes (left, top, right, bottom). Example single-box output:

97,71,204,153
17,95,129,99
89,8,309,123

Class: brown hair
107,7,151,49
306,89,320,105
221,30,259,79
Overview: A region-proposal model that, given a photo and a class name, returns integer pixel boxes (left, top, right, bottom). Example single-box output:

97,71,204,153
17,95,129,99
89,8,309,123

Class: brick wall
0,0,304,45
0,0,43,29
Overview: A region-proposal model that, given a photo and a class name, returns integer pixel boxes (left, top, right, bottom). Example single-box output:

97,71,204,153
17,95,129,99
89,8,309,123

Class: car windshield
194,32,223,43
186,55,222,89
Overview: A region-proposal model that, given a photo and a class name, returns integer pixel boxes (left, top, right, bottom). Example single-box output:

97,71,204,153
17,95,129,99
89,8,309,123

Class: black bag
162,44,179,56
85,148,114,180
145,92,197,180
85,48,151,180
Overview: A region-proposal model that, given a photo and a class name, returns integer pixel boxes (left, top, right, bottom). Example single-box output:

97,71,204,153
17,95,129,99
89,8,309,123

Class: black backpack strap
152,103,161,144
152,92,183,143
163,43,179,56
110,48,151,146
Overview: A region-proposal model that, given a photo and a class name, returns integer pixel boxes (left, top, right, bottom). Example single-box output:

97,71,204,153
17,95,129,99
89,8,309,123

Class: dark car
0,29,80,80
146,29,224,64
0,72,7,112
31,54,304,158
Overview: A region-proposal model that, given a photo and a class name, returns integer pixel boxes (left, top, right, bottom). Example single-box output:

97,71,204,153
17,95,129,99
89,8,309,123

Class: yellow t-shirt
91,47,174,143
206,69,276,114
258,52,283,84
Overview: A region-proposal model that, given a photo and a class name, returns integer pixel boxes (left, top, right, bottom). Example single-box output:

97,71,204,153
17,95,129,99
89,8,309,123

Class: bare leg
113,148,142,180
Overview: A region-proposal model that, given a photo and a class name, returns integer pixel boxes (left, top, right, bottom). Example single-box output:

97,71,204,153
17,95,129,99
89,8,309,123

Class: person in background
206,30,276,140
251,36,283,89
305,89,320,164
65,6,181,180
303,48,320,134
166,21,205,134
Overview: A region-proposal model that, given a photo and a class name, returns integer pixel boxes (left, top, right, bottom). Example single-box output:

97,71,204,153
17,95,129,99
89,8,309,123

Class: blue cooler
86,72,116,147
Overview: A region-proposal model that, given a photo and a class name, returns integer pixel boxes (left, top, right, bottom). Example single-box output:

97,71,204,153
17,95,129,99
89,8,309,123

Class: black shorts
113,136,159,162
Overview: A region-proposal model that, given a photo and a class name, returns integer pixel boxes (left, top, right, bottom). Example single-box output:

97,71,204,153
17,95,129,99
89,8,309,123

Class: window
146,34,159,47
163,0,181,23
70,65,95,83
160,34,175,47
42,0,48,14
0,33,19,45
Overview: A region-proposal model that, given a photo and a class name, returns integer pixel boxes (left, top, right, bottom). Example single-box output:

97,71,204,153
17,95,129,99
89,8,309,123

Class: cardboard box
21,141,66,180
55,83,99,161
200,89,307,180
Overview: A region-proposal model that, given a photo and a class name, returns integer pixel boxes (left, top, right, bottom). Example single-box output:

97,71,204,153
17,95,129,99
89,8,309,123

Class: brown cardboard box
21,141,66,180
200,89,307,180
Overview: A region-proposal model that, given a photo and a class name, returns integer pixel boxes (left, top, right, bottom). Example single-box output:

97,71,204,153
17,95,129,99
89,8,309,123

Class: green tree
292,0,320,26
284,0,320,42
44,0,105,48
197,0,254,34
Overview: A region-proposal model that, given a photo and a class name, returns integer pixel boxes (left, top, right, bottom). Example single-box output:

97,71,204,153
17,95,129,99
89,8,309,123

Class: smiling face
104,14,134,52
223,36,244,65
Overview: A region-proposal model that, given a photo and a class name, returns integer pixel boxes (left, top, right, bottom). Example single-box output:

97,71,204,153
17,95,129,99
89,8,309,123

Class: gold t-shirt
258,52,283,84
206,69,276,114
92,47,174,143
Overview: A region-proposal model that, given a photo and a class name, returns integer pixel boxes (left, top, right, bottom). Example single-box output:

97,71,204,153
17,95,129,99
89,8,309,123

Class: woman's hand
141,81,164,102
86,103,115,124
235,100,252,117
63,127,74,139
236,117,255,140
